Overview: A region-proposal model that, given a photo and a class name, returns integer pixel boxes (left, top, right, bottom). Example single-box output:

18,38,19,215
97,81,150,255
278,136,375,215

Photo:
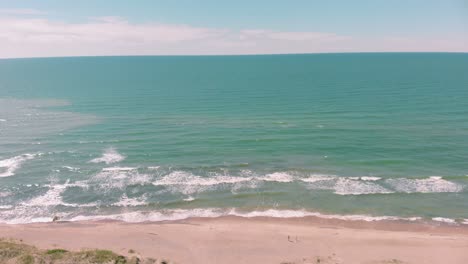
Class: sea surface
0,53,468,224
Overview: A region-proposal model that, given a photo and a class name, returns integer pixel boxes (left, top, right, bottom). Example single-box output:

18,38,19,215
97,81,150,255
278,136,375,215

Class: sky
0,0,467,58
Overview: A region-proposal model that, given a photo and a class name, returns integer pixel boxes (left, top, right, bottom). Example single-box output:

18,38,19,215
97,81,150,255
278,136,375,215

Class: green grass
0,239,168,263
46,248,68,254
20,254,34,264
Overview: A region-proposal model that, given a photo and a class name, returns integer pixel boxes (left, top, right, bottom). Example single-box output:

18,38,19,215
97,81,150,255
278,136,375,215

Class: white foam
96,170,128,180
89,148,125,164
386,177,463,193
0,205,12,209
147,166,160,170
342,176,381,181
432,217,457,224
68,209,224,223
93,168,151,190
63,208,422,224
183,196,195,202
113,194,146,207
360,176,381,181
23,185,66,207
62,166,80,172
153,171,251,186
0,153,37,177
64,181,90,189
302,175,392,195
21,181,94,208
0,119,6,122
333,178,393,195
102,167,136,172
240,169,254,176
152,171,253,195
300,174,335,183
0,191,11,198
258,172,294,183
230,209,421,222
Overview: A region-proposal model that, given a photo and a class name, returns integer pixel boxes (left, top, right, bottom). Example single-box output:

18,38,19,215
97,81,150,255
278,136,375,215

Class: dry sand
1,216,468,264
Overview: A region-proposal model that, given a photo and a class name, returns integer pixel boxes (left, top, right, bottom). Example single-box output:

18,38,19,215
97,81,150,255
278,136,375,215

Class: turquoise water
1,53,468,224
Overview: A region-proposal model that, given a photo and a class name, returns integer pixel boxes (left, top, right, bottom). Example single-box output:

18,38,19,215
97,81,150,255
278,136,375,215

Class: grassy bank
0,239,171,264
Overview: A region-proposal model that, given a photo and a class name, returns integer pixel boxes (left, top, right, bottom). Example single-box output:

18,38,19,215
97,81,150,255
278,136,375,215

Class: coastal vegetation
0,239,168,264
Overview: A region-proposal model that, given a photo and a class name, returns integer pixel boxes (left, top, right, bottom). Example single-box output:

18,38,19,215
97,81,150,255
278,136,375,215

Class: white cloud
0,15,466,58
0,8,46,15
0,16,226,44
241,29,349,42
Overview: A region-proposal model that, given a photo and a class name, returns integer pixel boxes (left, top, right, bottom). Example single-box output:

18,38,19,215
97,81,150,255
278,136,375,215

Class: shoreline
2,216,468,263
3,208,467,227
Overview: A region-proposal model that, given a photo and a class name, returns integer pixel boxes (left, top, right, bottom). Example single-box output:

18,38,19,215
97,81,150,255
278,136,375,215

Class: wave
1,169,465,225
62,166,80,172
152,171,254,195
299,174,464,195
89,148,125,165
386,176,463,193
432,217,457,224
1,208,435,225
102,167,137,172
0,153,40,177
112,194,147,207
183,196,195,202
333,178,393,195
93,168,151,189
151,171,337,187
258,172,294,182
23,184,67,207
359,176,381,181
300,174,335,183
3,204,468,225
21,181,95,208
302,176,393,195
6,172,463,212
2,168,464,212
153,171,252,186
149,171,464,195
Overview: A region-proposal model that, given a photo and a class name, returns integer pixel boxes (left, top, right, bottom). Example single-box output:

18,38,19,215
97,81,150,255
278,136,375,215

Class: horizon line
1,51,467,60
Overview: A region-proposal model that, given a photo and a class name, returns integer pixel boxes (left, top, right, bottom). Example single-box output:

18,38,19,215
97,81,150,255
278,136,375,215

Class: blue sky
0,0,467,58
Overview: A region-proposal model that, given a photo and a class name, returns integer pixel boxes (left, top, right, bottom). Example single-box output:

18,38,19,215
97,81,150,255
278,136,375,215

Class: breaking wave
112,194,147,207
0,153,40,177
66,208,425,223
89,148,125,164
386,176,463,193
153,171,252,186
7,207,468,225
1,166,466,224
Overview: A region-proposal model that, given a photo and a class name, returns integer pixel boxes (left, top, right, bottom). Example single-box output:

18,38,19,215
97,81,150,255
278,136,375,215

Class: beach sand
1,217,468,264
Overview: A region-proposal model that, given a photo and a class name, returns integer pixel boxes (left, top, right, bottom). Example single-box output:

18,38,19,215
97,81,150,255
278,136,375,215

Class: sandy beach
1,217,468,264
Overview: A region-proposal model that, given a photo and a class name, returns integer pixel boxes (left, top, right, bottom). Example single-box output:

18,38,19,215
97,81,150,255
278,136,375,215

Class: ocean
0,53,467,224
